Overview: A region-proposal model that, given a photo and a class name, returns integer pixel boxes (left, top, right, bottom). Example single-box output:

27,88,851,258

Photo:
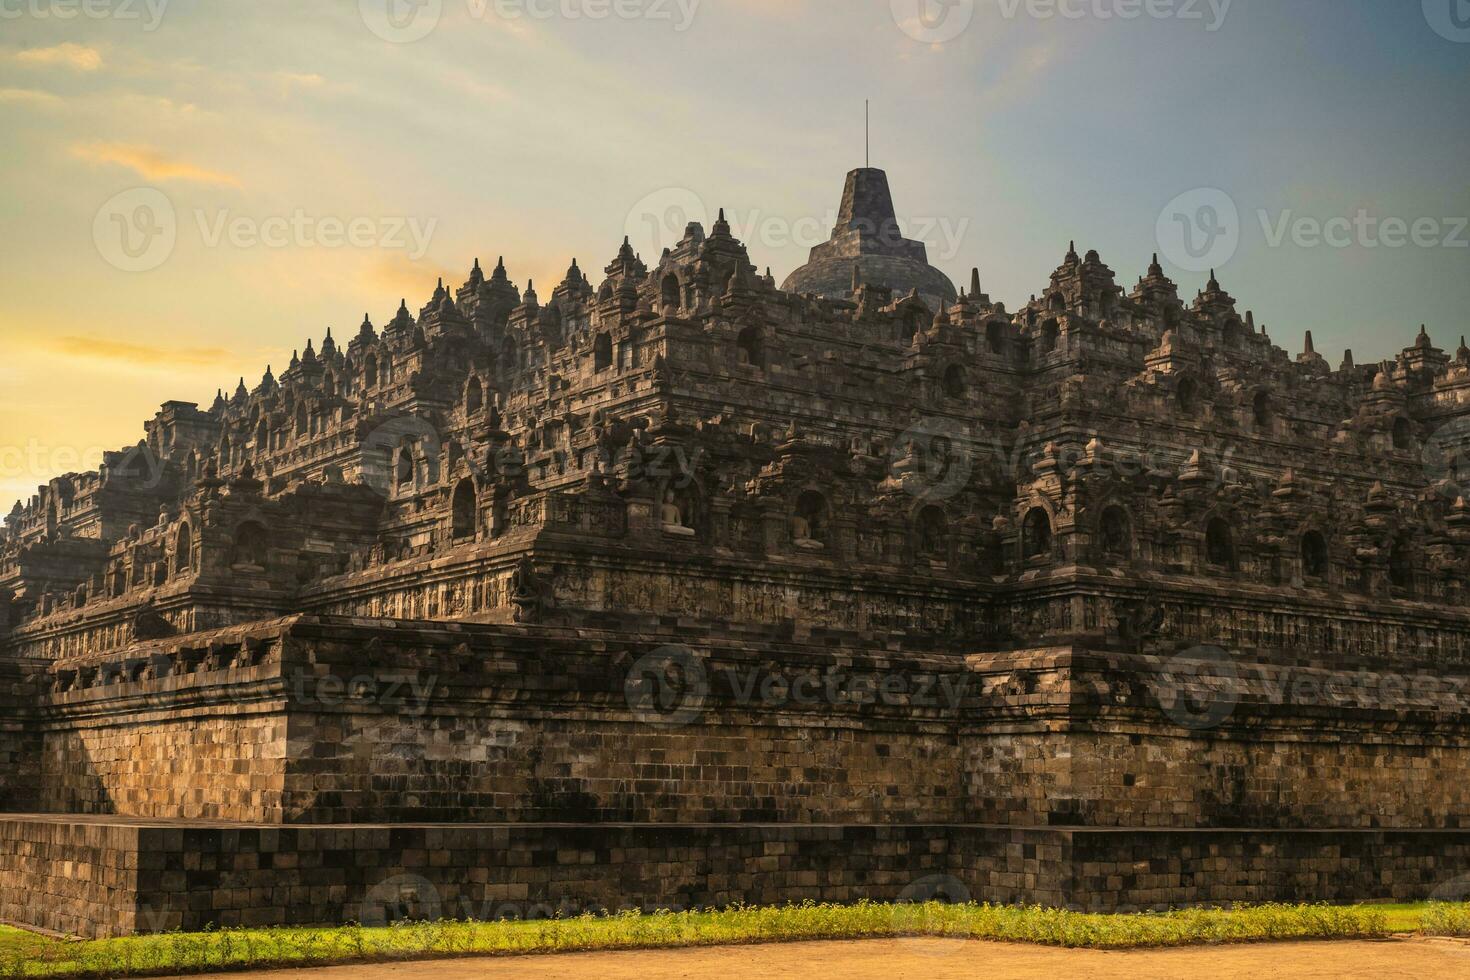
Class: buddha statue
661,490,694,536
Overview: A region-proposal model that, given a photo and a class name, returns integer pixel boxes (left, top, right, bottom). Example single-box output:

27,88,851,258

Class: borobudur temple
4,166,1470,937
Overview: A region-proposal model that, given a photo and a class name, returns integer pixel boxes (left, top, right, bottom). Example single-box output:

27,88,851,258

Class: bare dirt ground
169,936,1470,980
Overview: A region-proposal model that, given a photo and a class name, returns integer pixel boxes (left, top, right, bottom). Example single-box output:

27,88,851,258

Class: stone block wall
0,816,1048,938
284,714,965,825
8,815,1470,938
39,713,287,821
961,645,1470,830
964,731,1470,830
23,617,1470,831
0,658,40,812
279,616,974,824
0,817,142,937
1059,828,1470,911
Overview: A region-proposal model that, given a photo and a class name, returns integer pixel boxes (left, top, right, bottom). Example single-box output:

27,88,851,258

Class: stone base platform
3,815,1470,938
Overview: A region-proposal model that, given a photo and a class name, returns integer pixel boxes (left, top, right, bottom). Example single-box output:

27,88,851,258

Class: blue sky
1,0,1468,506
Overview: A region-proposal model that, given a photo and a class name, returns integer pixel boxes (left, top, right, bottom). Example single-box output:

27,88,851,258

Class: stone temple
3,165,1470,937
782,167,957,309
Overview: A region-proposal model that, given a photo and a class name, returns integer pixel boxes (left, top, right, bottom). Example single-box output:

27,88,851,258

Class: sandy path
166,936,1470,980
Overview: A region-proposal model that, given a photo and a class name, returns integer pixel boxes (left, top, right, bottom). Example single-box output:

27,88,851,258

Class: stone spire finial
1304,331,1315,355
712,207,731,238
1373,363,1395,391
1341,349,1354,371
970,267,981,298
1416,324,1433,349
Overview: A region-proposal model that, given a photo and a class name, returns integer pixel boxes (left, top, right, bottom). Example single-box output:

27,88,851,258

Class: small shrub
0,900,1410,978
1422,902,1470,937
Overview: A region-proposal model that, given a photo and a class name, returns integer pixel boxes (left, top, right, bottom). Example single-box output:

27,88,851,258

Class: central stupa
782,167,957,309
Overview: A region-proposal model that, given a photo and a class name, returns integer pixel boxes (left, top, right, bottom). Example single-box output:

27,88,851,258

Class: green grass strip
0,899,1461,978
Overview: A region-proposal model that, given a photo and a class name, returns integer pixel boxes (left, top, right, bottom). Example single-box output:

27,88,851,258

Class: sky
2,0,1469,512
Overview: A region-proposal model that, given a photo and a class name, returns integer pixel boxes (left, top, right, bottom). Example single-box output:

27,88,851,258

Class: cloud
274,70,326,97
15,43,102,72
0,87,62,107
70,142,241,187
975,38,1065,109
38,336,237,370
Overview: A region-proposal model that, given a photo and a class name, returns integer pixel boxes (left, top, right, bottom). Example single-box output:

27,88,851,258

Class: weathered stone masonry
4,166,1470,935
